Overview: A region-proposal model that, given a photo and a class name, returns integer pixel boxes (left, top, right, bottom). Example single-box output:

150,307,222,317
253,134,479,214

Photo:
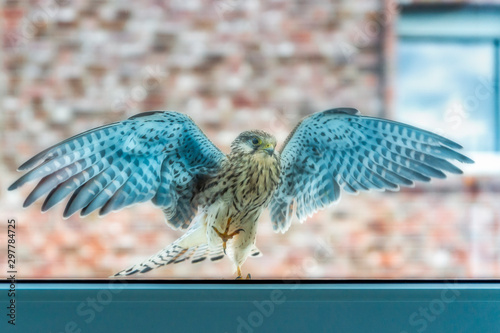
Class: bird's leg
212,217,244,254
235,266,252,280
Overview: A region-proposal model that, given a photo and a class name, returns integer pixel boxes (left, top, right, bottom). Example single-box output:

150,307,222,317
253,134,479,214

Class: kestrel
9,108,474,278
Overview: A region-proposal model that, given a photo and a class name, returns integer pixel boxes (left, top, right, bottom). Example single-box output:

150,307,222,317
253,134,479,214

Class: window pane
396,40,496,152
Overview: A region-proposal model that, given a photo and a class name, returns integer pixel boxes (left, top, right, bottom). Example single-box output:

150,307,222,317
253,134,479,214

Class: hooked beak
262,143,275,156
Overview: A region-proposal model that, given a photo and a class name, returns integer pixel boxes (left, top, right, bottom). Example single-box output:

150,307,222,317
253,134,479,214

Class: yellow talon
212,217,244,254
235,266,251,280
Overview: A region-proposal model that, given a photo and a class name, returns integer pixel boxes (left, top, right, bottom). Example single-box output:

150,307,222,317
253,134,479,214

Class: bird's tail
113,224,226,277
114,243,226,277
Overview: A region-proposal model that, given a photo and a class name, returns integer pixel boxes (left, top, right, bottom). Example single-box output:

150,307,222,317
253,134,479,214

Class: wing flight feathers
9,111,226,230
270,108,474,233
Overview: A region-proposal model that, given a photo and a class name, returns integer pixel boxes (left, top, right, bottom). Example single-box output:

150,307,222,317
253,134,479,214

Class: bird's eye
251,138,261,145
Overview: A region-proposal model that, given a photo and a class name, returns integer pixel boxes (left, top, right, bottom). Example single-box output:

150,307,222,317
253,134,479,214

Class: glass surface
1,2,499,280
396,40,496,152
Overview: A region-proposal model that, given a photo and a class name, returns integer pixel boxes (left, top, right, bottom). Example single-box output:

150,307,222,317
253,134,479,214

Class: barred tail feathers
113,212,263,277
114,217,227,276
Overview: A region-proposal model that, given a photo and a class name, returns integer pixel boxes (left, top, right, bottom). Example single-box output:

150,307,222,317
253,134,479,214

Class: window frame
5,279,500,332
396,5,500,157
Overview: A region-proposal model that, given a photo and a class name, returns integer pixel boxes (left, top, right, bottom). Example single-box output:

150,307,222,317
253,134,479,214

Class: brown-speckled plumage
199,130,281,274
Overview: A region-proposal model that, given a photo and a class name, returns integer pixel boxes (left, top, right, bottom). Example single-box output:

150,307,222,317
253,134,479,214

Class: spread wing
269,108,474,233
9,111,226,230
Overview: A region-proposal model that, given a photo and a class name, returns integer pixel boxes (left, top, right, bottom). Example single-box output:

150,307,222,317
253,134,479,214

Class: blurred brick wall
1,0,498,278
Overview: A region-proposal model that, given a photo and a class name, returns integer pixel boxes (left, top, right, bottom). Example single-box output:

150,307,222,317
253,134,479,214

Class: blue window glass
396,40,497,152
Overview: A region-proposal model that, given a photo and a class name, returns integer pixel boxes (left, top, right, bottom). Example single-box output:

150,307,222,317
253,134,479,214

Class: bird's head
230,130,277,158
